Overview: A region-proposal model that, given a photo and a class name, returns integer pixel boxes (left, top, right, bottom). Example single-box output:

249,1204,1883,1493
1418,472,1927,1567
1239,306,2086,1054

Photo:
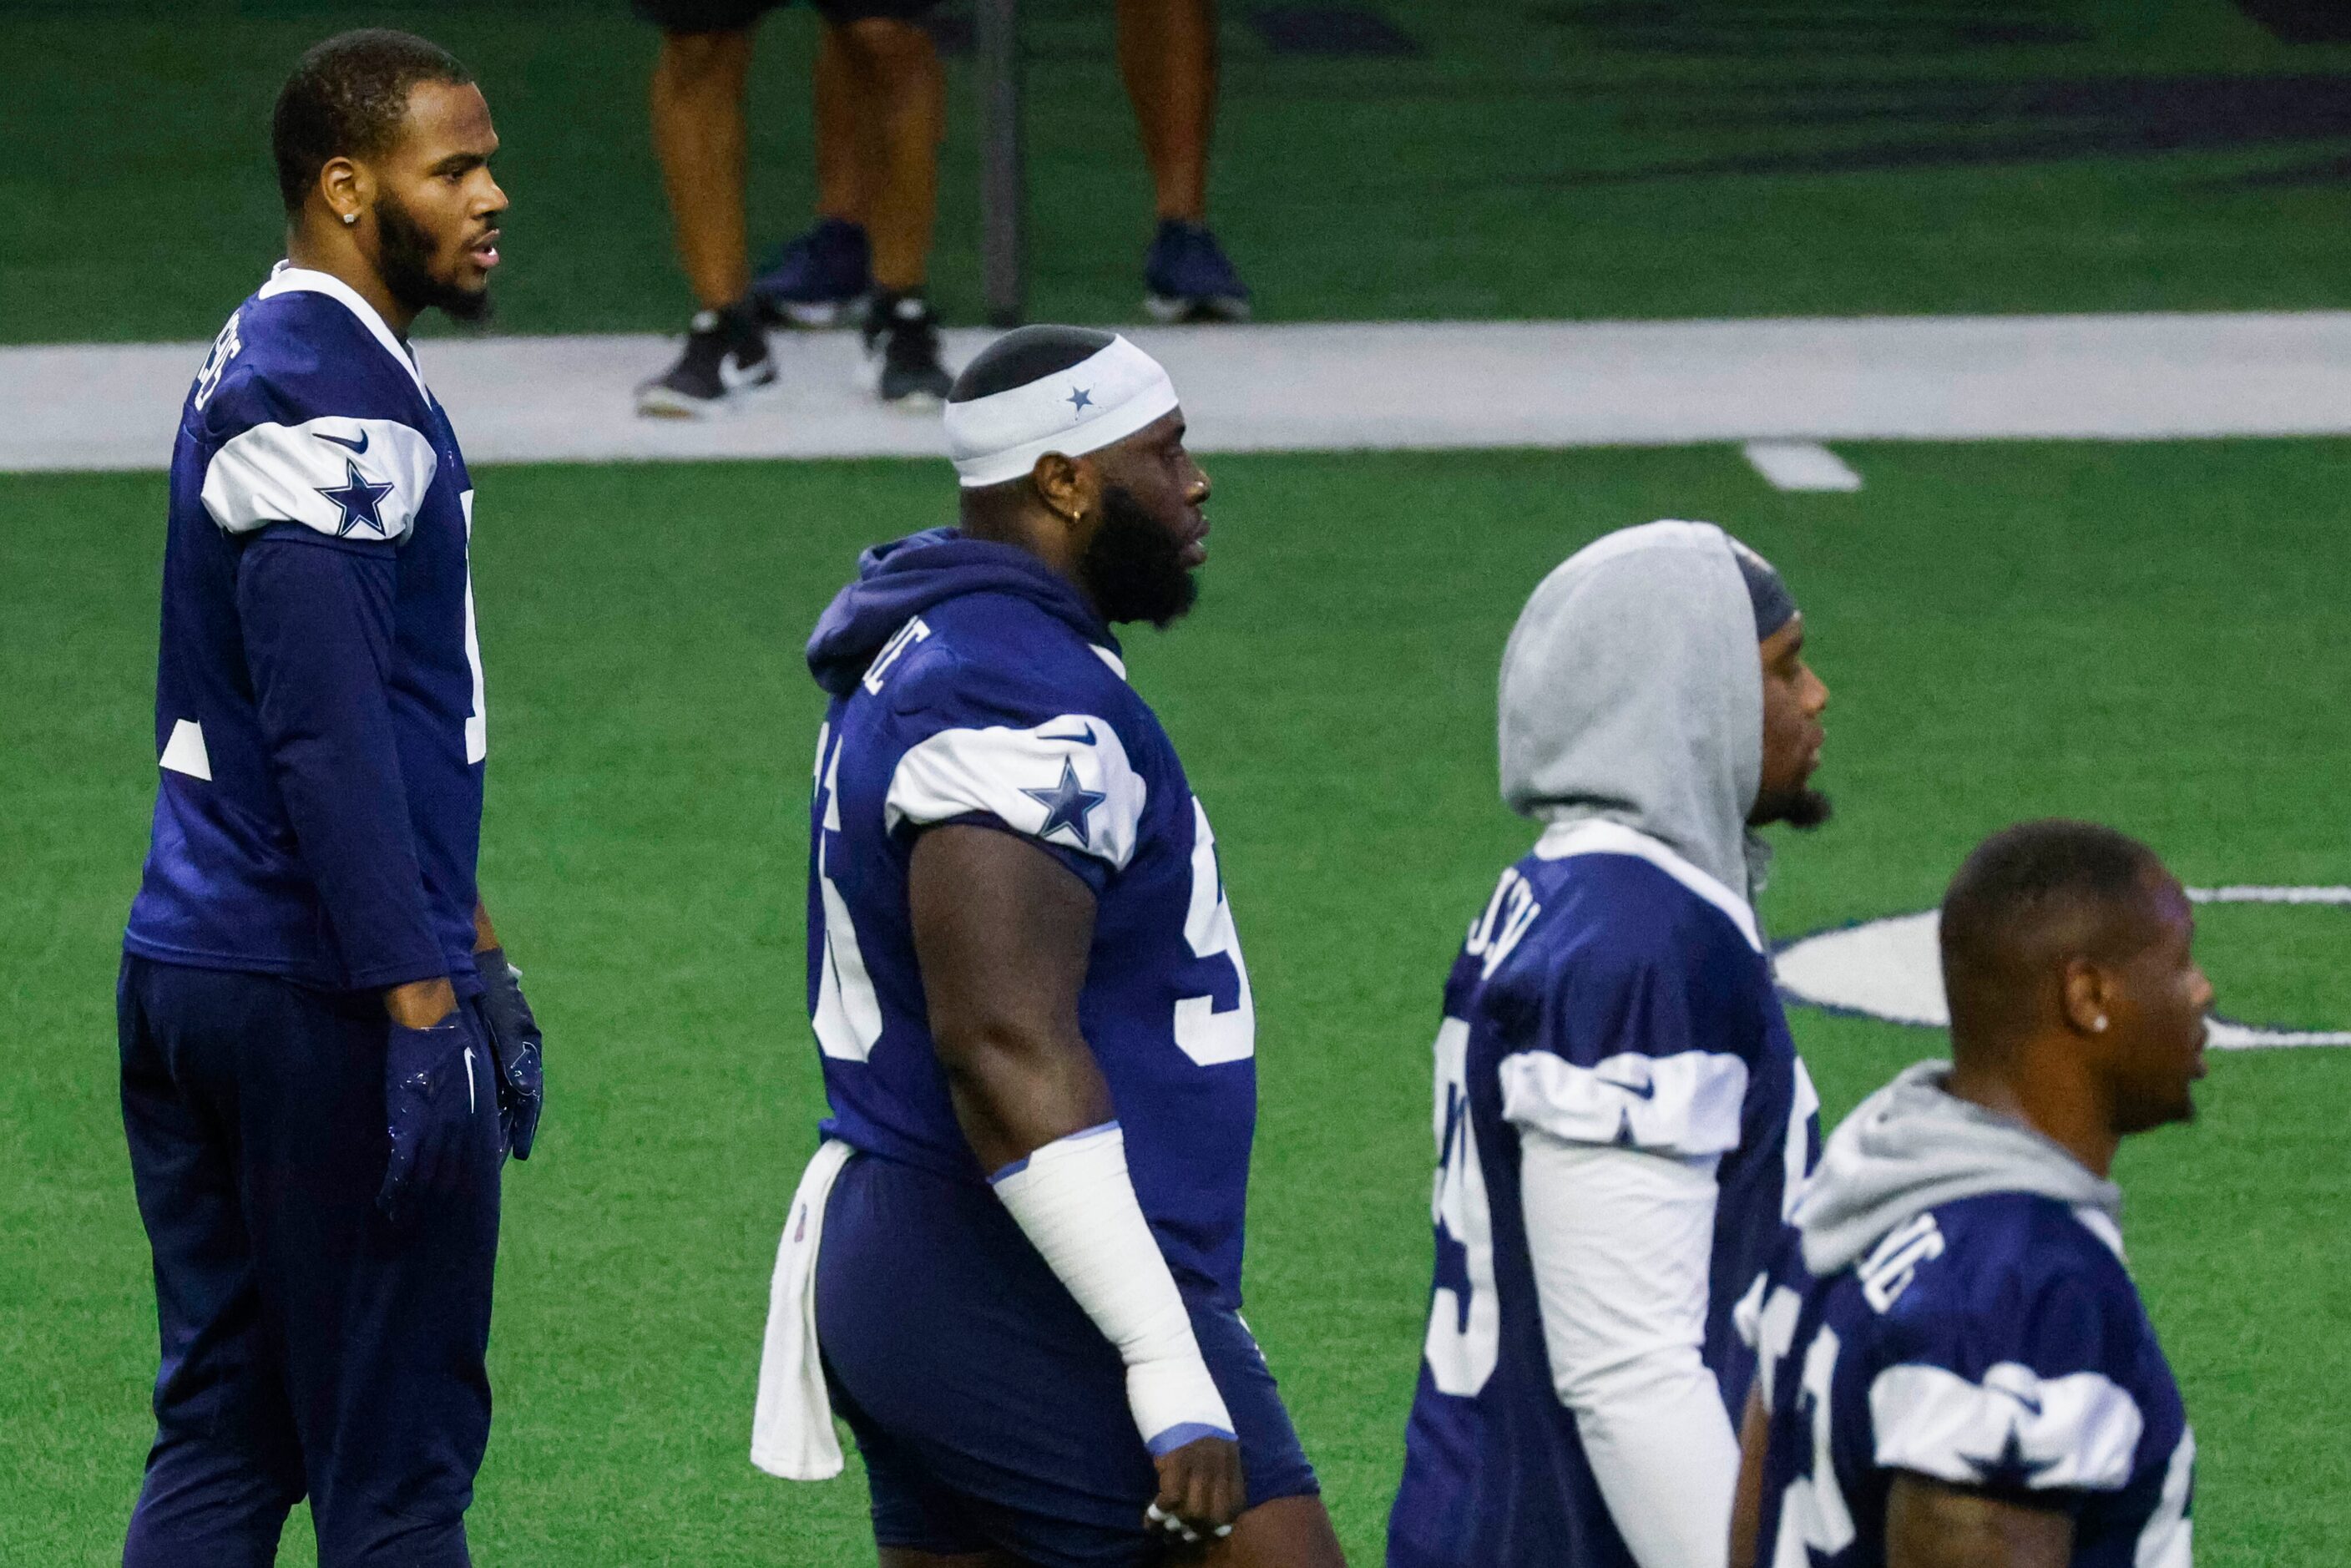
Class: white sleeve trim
886,714,1146,869
1521,1130,1736,1568
1501,1047,1750,1156
1869,1362,2145,1491
200,416,438,544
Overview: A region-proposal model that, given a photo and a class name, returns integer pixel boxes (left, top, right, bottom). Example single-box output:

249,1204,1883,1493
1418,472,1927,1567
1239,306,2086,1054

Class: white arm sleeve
1521,1128,1739,1568
992,1123,1235,1454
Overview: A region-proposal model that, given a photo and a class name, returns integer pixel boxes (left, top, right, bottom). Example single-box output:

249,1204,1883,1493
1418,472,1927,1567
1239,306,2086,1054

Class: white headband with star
943,335,1180,488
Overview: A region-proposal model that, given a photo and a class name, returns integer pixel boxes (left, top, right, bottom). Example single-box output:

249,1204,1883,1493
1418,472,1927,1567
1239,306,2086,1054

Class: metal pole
975,0,1025,327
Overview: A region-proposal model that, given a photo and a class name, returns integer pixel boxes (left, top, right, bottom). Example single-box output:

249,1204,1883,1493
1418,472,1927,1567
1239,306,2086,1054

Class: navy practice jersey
1389,821,1821,1568
1737,1195,2193,1568
125,264,487,995
802,532,1258,1307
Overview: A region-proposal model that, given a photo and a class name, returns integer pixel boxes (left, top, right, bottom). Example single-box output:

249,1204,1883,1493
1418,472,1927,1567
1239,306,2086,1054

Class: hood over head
805,527,1114,698
1498,519,1767,898
1792,1060,2122,1276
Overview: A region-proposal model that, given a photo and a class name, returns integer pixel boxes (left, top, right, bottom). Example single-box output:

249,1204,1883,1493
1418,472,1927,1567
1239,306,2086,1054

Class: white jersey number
1752,1287,1857,1567
1422,1017,1500,1396
1173,798,1256,1065
811,724,884,1061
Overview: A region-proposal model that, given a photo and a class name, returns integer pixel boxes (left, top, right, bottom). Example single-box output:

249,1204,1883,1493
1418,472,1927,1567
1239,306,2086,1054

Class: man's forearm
238,533,446,992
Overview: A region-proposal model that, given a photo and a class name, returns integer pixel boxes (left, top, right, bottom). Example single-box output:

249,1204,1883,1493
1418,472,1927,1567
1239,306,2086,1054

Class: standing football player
117,31,543,1567
1387,520,1832,1568
1729,821,2203,1568
751,326,1346,1565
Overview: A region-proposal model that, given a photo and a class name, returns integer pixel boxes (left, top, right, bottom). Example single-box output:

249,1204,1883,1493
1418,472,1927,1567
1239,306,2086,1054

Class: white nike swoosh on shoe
720,352,776,392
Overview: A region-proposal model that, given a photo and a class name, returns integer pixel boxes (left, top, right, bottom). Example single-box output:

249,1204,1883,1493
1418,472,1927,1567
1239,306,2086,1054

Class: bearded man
1388,520,1833,1568
119,29,543,1568
752,326,1347,1567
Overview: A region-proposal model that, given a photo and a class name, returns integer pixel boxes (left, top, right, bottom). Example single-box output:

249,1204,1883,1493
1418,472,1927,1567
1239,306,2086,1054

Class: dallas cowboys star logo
315,458,396,538
1023,758,1106,847
1067,386,1094,415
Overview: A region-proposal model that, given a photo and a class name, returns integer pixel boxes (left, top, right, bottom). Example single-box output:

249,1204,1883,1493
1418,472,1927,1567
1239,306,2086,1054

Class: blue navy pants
817,1151,1320,1567
116,955,502,1568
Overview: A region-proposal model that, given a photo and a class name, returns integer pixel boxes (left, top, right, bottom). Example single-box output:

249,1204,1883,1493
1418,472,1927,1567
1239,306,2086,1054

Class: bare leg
814,23,866,225
1117,0,1216,223
829,17,944,293
649,28,757,308
1204,1492,1349,1568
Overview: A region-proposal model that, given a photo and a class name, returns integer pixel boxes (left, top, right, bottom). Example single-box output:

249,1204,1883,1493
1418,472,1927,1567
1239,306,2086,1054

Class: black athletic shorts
634,0,937,33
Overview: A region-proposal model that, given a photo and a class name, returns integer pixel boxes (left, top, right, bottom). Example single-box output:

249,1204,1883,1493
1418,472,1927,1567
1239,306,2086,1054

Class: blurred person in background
1118,0,1251,323
751,0,1252,334
636,0,954,416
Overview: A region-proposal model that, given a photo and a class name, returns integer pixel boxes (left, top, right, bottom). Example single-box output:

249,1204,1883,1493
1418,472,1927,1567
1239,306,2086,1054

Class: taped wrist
991,1122,1235,1454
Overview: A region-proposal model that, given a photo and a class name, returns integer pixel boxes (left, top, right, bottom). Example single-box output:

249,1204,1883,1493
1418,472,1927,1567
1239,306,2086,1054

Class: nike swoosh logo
1041,724,1097,745
464,1046,477,1114
316,429,370,453
1604,1075,1657,1100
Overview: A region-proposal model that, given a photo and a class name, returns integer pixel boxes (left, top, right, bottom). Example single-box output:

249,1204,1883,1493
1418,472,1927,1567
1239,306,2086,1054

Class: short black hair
272,29,473,214
948,326,1115,403
1939,819,2166,1044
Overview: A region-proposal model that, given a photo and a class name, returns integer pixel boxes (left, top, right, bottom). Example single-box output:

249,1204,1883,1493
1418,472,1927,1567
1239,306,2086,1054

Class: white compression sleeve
991,1122,1235,1454
1520,1129,1740,1568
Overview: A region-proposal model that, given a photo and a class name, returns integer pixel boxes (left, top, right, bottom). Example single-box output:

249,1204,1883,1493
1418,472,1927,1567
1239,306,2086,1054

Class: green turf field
4,438,2347,1562
10,0,2351,341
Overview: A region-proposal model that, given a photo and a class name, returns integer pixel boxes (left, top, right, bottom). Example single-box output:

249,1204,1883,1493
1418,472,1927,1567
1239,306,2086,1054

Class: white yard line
14,311,2351,473
1742,440,1863,491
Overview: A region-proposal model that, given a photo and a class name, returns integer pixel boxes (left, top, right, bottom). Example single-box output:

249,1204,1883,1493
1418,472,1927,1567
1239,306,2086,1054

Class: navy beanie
1727,538,1797,640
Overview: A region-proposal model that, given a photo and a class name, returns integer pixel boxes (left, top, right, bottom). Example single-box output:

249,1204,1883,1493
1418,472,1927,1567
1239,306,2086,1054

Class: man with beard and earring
751,326,1347,1567
1387,521,1832,1568
117,30,543,1566
1730,822,2204,1568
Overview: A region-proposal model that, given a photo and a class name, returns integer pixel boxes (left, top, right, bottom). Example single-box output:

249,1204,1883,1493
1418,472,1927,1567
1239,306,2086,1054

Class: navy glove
476,946,544,1160
379,1010,486,1220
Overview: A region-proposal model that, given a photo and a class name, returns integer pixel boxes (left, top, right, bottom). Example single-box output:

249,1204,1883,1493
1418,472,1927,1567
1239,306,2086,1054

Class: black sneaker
635,305,776,418
858,292,953,407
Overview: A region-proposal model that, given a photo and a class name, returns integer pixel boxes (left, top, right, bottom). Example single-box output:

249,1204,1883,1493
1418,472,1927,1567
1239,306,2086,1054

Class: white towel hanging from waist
751,1136,857,1479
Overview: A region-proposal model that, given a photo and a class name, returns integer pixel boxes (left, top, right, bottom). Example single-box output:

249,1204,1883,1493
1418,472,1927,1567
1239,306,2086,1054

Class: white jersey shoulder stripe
200,417,438,544
1869,1361,2145,1492
1499,1047,1750,1157
887,714,1147,870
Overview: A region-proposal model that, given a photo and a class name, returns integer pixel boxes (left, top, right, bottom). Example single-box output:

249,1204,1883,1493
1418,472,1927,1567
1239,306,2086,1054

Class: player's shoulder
1867,1194,2150,1368
1850,1196,2163,1495
878,592,1146,736
196,277,428,440
186,280,442,546
1485,833,1769,1028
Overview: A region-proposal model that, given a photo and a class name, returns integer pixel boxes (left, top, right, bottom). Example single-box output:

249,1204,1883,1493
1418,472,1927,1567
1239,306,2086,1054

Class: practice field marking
1742,441,1863,491
1775,887,2351,1049
21,310,2351,473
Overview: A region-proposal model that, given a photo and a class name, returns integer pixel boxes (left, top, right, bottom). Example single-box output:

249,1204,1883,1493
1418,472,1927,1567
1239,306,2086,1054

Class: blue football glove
476,946,544,1161
378,1011,487,1220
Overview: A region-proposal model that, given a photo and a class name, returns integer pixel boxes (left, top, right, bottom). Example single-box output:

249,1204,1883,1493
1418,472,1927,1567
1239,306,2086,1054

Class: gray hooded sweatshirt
1794,1060,2124,1276
1499,518,1764,900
